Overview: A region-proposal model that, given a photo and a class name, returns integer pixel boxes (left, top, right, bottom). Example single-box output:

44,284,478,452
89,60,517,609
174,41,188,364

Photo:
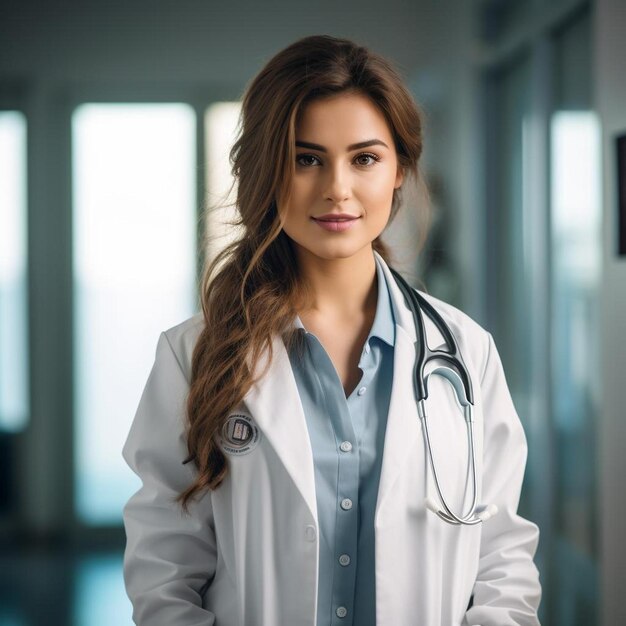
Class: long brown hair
176,34,428,512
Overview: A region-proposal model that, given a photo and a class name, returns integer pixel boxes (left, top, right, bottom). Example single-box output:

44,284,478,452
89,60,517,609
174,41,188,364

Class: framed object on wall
617,132,626,256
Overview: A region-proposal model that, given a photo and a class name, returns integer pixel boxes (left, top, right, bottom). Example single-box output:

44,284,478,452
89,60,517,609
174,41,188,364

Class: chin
306,241,373,261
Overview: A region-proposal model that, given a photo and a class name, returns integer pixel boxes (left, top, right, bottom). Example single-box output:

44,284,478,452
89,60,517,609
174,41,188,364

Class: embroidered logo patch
219,412,262,456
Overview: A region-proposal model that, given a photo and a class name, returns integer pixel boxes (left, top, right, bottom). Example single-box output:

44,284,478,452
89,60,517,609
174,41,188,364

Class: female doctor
122,34,542,626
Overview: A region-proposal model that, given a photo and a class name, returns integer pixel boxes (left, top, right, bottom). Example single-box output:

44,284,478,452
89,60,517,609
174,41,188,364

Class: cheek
278,185,304,222
285,179,315,214
359,172,397,212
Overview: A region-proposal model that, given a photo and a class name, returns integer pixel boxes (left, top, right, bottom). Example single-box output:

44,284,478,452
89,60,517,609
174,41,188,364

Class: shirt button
339,554,351,566
336,606,348,618
339,441,352,452
357,386,367,396
340,498,353,510
304,525,317,542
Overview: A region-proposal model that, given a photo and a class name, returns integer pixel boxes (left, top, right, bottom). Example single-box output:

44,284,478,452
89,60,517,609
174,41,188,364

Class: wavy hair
177,34,429,512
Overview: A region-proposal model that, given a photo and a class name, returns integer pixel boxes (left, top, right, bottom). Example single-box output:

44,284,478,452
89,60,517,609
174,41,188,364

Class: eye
354,152,381,167
296,153,321,167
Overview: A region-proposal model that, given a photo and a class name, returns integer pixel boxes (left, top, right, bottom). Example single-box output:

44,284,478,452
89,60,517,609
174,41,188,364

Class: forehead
296,92,393,142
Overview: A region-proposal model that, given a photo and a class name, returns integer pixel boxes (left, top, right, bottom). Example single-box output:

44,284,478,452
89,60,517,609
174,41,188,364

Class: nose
323,162,351,203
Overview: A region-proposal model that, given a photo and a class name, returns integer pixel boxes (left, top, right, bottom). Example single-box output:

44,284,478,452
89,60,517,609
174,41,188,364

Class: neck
295,245,378,320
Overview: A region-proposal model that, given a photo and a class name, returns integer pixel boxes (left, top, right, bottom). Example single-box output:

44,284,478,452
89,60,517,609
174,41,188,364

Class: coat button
340,498,353,510
339,554,351,566
340,441,352,452
357,386,367,396
336,606,348,618
304,525,317,542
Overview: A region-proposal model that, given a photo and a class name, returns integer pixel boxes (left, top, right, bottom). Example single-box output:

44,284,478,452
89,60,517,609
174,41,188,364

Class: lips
311,213,360,232
312,213,359,222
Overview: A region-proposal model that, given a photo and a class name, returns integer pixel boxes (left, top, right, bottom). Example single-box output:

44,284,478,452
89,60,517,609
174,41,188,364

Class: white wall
0,0,425,85
595,1,626,623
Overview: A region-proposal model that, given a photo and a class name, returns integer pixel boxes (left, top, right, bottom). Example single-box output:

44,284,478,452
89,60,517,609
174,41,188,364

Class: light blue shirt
287,256,396,626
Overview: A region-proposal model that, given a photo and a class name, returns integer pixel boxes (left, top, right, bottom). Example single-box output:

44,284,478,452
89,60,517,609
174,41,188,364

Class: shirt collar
369,253,396,347
292,254,396,347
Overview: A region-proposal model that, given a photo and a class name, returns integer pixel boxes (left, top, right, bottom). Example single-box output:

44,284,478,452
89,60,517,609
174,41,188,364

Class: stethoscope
389,267,498,525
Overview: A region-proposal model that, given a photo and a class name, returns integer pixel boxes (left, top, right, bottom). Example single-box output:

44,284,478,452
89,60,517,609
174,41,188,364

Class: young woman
122,35,541,626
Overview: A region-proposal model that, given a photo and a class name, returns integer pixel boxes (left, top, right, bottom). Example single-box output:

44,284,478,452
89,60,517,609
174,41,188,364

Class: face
279,91,404,264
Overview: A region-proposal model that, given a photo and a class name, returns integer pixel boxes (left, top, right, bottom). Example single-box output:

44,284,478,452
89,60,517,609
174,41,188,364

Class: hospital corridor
0,0,625,624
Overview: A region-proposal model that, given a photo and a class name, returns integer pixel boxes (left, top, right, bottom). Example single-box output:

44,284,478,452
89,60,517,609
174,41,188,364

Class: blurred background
0,0,624,624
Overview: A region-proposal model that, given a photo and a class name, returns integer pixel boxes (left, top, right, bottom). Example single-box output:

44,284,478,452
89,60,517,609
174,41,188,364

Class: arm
463,331,542,626
122,331,218,625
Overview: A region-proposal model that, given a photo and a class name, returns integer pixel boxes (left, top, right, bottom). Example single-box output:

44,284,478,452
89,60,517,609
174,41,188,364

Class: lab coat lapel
373,252,447,523
374,324,422,524
242,333,318,523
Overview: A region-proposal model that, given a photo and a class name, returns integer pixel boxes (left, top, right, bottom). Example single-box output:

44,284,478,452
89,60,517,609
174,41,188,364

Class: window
204,102,242,265
0,111,29,433
72,103,197,524
550,109,600,624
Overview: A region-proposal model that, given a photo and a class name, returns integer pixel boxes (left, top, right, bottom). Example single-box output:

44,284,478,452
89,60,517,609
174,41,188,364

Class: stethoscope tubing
421,398,481,525
388,266,490,526
388,267,474,405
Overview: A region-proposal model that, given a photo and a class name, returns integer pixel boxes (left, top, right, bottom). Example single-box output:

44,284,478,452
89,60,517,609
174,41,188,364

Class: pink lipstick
311,213,360,232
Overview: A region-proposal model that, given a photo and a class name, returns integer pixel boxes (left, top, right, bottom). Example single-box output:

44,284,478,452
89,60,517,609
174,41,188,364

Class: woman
122,34,541,625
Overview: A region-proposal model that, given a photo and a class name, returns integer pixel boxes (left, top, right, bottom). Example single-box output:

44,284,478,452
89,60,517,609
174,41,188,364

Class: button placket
291,302,395,626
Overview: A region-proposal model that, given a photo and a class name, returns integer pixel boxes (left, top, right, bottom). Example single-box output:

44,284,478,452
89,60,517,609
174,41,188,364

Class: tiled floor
0,547,132,626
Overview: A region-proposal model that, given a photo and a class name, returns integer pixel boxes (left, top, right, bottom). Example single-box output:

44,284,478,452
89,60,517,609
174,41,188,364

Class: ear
394,165,404,189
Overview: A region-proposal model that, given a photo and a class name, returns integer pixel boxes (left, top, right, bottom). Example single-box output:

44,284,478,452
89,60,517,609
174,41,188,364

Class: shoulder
159,312,205,383
414,288,493,385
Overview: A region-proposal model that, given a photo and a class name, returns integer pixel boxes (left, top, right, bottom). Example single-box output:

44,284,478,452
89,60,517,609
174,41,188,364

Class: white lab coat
122,253,541,626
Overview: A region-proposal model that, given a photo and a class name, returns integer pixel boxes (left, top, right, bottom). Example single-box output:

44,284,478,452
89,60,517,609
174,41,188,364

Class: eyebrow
295,139,389,152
